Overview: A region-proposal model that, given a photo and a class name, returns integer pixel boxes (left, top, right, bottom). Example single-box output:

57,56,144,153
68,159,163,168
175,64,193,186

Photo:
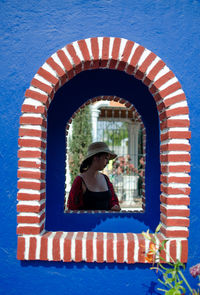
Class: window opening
64,97,145,212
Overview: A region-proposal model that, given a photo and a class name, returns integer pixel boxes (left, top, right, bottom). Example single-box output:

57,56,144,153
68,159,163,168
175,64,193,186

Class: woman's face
94,153,110,170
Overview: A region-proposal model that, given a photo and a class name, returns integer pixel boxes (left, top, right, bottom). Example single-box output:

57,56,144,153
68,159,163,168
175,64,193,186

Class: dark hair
80,152,108,173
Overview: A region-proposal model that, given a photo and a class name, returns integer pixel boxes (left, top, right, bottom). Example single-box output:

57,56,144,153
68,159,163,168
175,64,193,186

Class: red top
67,174,119,210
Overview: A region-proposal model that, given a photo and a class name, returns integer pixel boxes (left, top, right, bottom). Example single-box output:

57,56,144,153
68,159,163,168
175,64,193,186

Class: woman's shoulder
72,175,83,185
101,173,111,182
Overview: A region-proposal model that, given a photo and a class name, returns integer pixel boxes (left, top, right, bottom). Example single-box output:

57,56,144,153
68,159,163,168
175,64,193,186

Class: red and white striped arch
17,37,190,263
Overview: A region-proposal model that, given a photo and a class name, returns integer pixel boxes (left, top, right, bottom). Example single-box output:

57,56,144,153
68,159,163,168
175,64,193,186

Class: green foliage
68,106,92,184
156,261,186,294
103,122,128,146
142,225,199,294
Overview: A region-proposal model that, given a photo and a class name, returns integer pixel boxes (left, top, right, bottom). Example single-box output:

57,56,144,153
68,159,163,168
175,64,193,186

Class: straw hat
83,142,117,162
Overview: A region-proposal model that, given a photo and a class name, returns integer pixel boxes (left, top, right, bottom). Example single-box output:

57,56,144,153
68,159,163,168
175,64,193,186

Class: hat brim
83,149,117,163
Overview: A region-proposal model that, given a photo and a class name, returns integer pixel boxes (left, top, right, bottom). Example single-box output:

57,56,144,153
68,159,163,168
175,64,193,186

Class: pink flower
190,263,200,278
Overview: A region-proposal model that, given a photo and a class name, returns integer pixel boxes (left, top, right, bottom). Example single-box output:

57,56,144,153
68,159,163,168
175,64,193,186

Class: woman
67,142,121,211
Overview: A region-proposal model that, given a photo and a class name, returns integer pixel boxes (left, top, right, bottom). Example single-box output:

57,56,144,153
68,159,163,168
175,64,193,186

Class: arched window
64,96,146,213
17,37,190,263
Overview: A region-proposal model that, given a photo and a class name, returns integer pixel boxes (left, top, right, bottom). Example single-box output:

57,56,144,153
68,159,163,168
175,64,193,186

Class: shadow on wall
20,260,161,294
45,69,160,233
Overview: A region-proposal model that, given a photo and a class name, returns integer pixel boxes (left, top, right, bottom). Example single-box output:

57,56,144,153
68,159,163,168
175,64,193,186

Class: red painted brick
78,39,91,70
116,233,124,263
53,232,63,261
66,44,82,74
75,232,84,262
149,71,175,94
161,131,191,141
160,143,190,152
160,153,191,162
181,240,188,263
40,232,52,260
160,195,190,206
161,185,191,195
17,212,45,224
19,128,47,139
18,138,46,149
157,101,165,112
135,52,157,80
109,37,121,69
63,232,74,262
17,180,45,191
160,119,190,129
161,227,189,238
129,106,136,112
161,175,191,184
18,149,46,160
125,102,132,108
21,104,46,115
117,40,134,71
169,240,177,262
17,202,45,213
164,93,186,108
20,116,47,128
119,98,126,104
25,89,49,105
90,37,100,69
57,49,74,80
46,57,67,86
138,234,145,263
17,224,44,235
160,107,189,121
37,67,59,91
17,191,45,201
107,233,114,262
161,165,190,173
86,232,94,262
161,214,189,227
31,78,54,96
29,237,37,260
84,99,91,105
154,82,182,102
160,205,190,217
101,37,110,68
127,233,135,263
18,159,46,170
126,45,145,75
96,232,104,263
157,233,166,263
17,236,25,260
17,170,45,180
143,60,165,86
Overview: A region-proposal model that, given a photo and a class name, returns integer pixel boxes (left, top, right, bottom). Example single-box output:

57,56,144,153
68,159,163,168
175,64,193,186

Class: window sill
64,209,144,214
17,231,188,263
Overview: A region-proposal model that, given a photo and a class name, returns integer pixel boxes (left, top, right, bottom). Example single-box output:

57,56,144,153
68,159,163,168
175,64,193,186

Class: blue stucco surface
0,0,200,294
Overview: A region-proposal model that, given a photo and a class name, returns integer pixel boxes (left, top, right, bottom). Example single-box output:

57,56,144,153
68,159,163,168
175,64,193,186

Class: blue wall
1,1,200,294
46,69,161,233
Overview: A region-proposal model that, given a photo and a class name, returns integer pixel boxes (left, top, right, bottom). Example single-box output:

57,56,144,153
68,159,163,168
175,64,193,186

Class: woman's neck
85,165,99,178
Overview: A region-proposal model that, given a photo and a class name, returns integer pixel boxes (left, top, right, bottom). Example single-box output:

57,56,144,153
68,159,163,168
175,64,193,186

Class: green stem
149,232,196,293
178,270,193,294
154,233,176,264
151,267,174,288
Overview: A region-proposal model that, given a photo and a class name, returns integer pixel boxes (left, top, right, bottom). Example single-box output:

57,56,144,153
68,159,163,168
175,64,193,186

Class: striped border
17,37,190,262
17,232,188,263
